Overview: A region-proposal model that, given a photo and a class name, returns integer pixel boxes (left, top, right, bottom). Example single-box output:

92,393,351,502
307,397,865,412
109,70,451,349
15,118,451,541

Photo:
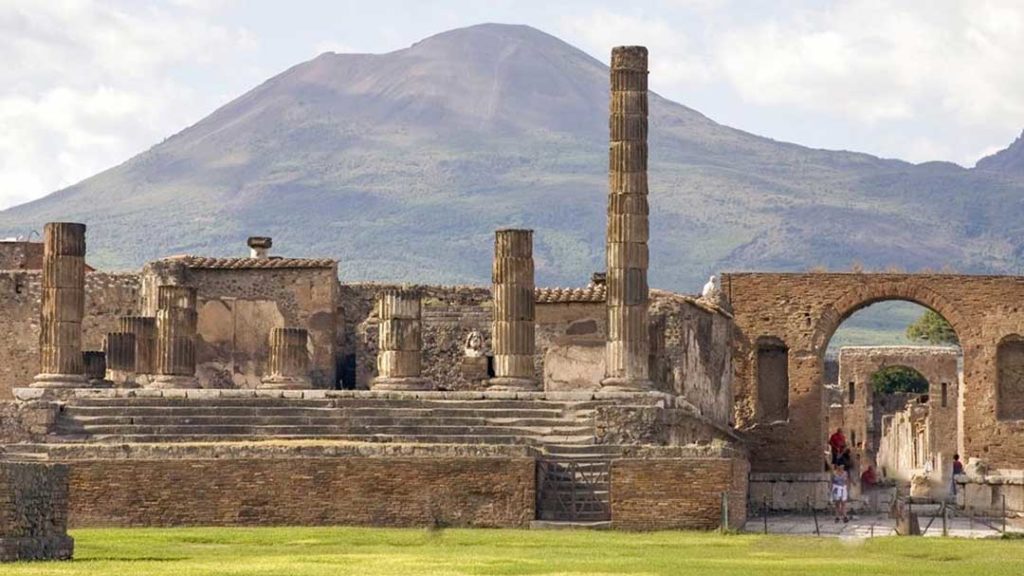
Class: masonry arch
723,272,1024,474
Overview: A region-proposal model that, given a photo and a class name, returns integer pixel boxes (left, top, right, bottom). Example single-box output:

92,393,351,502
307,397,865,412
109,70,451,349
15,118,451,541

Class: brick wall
0,271,140,399
68,457,535,528
0,462,74,562
610,457,749,530
725,272,1024,473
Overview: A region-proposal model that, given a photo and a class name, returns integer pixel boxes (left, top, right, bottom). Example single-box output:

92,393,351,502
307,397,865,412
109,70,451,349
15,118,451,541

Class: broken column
82,351,110,388
103,332,137,387
153,285,198,388
33,222,87,388
489,229,538,390
117,316,156,376
372,289,431,391
603,46,652,391
260,327,311,389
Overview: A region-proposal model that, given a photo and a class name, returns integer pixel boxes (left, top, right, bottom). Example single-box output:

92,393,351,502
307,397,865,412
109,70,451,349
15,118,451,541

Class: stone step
63,433,561,445
529,520,611,530
64,397,605,410
61,414,586,428
55,423,595,437
61,406,587,420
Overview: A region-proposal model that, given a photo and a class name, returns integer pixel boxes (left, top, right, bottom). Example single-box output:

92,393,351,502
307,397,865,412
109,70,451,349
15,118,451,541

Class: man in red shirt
829,428,846,465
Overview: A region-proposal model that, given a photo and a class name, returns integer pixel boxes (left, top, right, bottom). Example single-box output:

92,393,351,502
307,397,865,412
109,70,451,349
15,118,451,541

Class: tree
871,366,929,395
906,310,958,345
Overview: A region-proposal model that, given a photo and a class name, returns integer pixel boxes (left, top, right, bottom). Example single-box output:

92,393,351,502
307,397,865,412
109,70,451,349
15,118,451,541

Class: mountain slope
3,23,1024,290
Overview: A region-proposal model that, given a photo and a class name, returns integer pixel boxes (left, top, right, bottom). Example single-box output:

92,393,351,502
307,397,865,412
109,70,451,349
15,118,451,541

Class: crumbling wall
0,241,43,271
0,462,74,562
0,271,140,399
341,284,493,390
140,263,339,389
649,293,733,425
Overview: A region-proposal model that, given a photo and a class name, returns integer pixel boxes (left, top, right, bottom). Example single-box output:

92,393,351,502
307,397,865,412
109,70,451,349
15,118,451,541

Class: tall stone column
603,46,652,391
104,332,138,387
489,229,538,391
118,316,156,375
372,289,431,391
33,222,87,388
153,285,198,388
260,327,311,389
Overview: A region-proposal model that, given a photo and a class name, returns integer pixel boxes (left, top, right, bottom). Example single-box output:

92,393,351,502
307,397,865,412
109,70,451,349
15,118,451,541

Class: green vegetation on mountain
3,24,1024,295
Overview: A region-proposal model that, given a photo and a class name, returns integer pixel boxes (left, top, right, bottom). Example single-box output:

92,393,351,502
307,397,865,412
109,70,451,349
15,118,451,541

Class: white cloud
0,0,254,209
559,8,716,90
717,0,1024,131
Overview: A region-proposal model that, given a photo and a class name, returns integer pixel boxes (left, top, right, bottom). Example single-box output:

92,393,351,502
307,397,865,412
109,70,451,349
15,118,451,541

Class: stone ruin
1,44,1023,556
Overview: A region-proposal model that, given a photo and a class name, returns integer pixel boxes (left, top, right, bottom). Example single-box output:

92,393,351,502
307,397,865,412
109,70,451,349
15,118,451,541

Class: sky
2,0,1023,209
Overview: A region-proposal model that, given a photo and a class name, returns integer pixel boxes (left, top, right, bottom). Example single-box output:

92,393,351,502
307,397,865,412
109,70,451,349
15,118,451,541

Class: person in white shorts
831,464,850,523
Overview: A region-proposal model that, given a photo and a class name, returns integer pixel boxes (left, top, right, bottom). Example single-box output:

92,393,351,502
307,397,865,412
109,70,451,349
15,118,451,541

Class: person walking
831,464,850,523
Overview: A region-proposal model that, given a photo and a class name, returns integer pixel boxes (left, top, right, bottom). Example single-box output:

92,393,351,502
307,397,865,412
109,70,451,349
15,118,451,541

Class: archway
720,271,1024,476
825,302,962,488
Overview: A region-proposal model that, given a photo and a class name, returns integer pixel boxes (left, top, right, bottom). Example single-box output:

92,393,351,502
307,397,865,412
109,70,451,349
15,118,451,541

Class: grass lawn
6,526,1024,575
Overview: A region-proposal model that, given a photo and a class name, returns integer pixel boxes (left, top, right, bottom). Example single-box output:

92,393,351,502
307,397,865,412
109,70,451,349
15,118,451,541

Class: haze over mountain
3,23,1024,291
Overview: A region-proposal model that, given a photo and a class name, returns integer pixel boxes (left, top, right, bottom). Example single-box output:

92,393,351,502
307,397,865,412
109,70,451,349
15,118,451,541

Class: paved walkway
746,512,1024,539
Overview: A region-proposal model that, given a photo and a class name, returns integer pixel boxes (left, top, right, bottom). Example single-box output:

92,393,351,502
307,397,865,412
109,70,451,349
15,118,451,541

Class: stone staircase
49,396,609,449
35,393,631,526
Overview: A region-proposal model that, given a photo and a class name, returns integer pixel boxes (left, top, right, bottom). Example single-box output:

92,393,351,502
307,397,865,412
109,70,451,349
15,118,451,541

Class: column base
148,375,199,389
371,377,433,391
30,374,88,389
258,376,312,390
487,377,539,391
599,377,652,392
86,379,114,389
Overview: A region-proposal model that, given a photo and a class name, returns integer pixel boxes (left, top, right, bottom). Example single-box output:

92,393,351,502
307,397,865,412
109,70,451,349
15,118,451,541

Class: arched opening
824,299,962,494
997,334,1024,421
755,336,789,423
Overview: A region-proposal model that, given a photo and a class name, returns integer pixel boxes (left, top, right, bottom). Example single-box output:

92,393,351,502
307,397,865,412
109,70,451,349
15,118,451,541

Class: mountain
3,23,1024,291
977,130,1024,175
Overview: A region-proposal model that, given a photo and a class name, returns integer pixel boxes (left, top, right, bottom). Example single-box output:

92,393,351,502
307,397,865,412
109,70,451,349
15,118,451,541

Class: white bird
702,275,717,298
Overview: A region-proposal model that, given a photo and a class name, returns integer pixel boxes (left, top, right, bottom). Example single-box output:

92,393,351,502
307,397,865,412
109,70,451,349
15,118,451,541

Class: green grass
8,526,1024,575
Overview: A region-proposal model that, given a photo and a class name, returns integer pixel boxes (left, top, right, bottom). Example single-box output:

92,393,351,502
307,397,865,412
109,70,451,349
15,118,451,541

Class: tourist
836,446,853,472
951,454,965,496
831,464,850,523
829,428,847,464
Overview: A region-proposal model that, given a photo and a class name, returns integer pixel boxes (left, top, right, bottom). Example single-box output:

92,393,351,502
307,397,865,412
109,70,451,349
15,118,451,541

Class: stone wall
0,462,74,562
724,272,1024,473
650,293,733,425
537,302,606,391
0,241,43,271
141,259,339,389
342,284,494,390
610,456,749,530
0,271,140,399
68,456,535,528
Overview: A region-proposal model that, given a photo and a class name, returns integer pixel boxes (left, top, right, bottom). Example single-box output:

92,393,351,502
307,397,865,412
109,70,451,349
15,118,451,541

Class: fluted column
104,332,138,387
603,46,652,391
33,222,88,388
489,229,538,390
260,327,311,389
152,285,198,388
118,316,156,375
372,289,431,391
82,351,110,387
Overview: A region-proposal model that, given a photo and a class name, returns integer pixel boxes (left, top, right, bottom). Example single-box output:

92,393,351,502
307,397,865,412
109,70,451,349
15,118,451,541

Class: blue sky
2,0,1023,208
